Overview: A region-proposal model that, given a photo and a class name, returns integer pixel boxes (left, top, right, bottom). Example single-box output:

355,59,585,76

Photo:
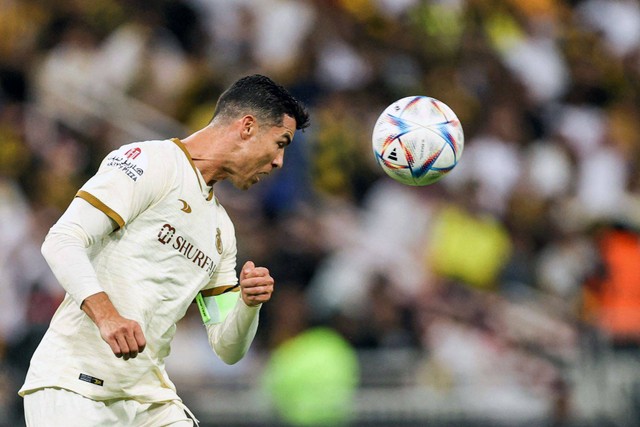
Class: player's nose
272,151,284,169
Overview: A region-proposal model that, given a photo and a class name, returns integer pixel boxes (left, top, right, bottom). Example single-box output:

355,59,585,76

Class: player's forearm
41,227,105,307
205,299,260,364
80,291,119,324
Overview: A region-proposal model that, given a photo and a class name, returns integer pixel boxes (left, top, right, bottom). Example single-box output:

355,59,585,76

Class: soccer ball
372,96,464,186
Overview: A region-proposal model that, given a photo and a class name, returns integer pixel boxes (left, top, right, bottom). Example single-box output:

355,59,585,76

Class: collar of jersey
170,138,215,202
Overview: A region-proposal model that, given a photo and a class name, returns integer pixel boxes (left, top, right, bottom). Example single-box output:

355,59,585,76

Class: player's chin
232,176,257,190
246,175,262,188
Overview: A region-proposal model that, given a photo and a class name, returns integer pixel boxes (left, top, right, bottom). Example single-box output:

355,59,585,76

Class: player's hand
97,314,147,361
81,292,147,360
239,261,274,307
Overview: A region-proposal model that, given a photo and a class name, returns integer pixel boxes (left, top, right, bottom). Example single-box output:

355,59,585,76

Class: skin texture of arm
81,292,147,360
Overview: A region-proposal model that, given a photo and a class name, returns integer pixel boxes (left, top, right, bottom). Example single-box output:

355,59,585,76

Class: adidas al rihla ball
372,96,464,186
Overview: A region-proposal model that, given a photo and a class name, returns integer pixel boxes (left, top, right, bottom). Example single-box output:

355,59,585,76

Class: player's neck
182,125,235,185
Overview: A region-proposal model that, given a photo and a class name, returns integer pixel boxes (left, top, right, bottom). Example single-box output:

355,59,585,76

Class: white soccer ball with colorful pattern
372,96,464,186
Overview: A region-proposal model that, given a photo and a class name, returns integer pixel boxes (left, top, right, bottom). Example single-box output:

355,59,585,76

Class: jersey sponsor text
158,223,217,277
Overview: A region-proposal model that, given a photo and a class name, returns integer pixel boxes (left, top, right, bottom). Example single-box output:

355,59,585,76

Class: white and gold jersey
20,138,238,403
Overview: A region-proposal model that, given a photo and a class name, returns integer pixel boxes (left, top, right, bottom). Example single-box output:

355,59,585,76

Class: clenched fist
239,261,274,307
81,292,147,360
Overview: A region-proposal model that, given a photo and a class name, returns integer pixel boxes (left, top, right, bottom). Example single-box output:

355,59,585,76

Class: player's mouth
253,172,269,182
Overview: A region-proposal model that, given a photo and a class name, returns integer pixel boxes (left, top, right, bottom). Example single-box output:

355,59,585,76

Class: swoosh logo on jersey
179,199,192,213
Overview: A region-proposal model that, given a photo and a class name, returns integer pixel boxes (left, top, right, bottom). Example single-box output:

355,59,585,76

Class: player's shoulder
116,139,180,157
101,139,180,182
112,139,183,165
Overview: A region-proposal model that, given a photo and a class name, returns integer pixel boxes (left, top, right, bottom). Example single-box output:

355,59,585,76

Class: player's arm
202,261,273,364
41,197,146,360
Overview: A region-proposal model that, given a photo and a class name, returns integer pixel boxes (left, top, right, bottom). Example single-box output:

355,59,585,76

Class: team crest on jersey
106,145,147,182
216,228,223,254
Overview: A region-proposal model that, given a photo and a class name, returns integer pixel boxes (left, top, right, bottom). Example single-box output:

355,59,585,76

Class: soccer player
19,74,310,426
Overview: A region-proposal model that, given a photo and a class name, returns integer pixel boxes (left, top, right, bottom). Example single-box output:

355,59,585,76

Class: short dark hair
211,74,310,130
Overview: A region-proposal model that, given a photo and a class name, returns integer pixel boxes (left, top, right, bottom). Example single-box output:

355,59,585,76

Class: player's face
233,114,296,190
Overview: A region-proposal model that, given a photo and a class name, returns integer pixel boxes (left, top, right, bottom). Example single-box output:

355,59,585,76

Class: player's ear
240,115,255,140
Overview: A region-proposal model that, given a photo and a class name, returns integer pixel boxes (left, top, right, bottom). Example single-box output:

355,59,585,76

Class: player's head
210,75,310,190
211,74,310,131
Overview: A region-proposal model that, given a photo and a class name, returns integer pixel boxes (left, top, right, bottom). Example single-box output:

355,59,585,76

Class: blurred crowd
2,0,640,425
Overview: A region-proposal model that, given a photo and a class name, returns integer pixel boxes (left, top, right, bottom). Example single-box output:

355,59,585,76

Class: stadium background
1,0,640,425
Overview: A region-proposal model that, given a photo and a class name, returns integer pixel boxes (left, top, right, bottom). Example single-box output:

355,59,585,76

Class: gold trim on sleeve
76,190,125,230
200,285,239,298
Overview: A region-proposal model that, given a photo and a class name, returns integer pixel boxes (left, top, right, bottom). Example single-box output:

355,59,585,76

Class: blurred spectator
582,222,640,424
427,194,512,291
583,223,640,346
262,327,359,426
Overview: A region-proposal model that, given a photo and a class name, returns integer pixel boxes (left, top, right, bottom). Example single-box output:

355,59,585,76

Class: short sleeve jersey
20,139,238,403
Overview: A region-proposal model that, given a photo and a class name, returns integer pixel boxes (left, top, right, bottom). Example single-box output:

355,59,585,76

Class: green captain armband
196,293,211,324
196,290,237,325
